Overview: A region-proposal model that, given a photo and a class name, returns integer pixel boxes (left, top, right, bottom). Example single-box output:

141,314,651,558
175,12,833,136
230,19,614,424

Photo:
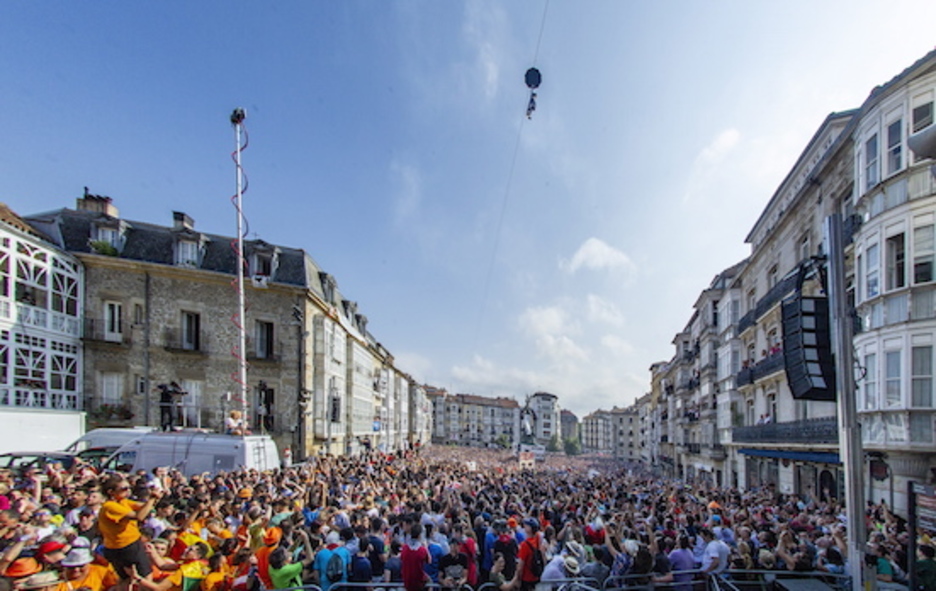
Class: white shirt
702,539,730,574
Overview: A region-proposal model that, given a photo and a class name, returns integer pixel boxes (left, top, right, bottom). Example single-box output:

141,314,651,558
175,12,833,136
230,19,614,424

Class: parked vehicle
64,427,156,453
101,431,280,477
0,451,79,476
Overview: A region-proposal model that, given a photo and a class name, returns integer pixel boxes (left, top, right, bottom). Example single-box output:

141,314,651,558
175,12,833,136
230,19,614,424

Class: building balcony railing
735,366,754,387
163,328,209,354
732,417,838,445
737,309,756,335
736,268,803,336
83,318,132,345
686,442,701,454
736,350,785,387
752,350,785,380
704,443,727,460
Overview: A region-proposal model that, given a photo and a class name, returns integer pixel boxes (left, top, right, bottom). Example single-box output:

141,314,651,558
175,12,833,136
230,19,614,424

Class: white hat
564,556,581,575
62,547,93,567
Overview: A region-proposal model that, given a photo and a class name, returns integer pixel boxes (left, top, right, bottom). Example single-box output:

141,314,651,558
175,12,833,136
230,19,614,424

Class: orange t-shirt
54,563,119,591
99,498,144,549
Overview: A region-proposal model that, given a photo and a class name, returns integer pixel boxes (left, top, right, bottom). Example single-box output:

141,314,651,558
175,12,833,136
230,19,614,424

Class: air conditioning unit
251,275,269,288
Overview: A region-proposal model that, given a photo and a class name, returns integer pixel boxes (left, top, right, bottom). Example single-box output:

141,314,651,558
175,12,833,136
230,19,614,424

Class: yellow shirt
54,564,118,591
99,498,144,549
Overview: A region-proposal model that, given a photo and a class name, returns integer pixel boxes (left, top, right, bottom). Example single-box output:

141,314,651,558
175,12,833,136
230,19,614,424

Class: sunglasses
117,485,131,492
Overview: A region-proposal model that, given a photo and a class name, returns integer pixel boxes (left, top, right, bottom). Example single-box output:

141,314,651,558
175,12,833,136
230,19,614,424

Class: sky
2,1,936,418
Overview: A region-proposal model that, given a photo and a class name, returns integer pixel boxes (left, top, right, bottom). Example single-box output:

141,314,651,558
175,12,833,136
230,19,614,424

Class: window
886,119,902,175
913,101,934,133
176,240,199,267
799,234,810,261
885,233,906,290
104,301,122,342
910,413,934,443
767,265,778,289
255,321,274,359
914,225,935,284
96,226,119,247
181,311,200,351
99,373,123,405
885,350,901,408
864,353,877,410
180,379,203,427
866,244,880,299
865,133,879,191
912,346,933,408
253,254,273,277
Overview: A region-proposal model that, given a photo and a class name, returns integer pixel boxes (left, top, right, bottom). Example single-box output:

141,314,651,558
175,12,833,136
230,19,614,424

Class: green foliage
546,434,562,452
494,434,511,449
89,240,118,256
563,438,582,456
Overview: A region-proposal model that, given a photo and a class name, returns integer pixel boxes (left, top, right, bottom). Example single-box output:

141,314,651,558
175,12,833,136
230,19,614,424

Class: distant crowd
1,446,934,591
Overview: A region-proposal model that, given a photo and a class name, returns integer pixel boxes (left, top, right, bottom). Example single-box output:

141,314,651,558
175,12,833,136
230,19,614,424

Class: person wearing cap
511,518,545,591
16,571,62,591
31,510,56,542
98,475,163,580
53,546,118,591
34,541,68,570
254,527,281,590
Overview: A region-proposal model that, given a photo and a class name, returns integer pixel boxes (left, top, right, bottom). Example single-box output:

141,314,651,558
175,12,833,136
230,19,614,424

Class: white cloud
390,159,422,225
586,294,625,327
601,334,634,357
682,128,741,205
461,1,506,102
559,237,636,275
451,355,540,392
517,305,587,364
392,350,432,383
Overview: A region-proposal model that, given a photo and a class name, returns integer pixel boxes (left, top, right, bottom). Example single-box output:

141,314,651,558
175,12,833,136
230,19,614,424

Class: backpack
326,551,346,583
493,536,518,578
526,540,545,579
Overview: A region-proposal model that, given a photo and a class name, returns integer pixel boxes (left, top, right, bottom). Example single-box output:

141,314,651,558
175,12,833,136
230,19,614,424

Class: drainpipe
144,272,151,424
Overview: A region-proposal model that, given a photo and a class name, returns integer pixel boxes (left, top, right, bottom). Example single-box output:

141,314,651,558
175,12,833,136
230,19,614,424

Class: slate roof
25,207,318,291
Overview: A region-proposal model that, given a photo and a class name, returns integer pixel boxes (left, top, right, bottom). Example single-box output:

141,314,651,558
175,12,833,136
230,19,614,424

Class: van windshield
103,450,137,473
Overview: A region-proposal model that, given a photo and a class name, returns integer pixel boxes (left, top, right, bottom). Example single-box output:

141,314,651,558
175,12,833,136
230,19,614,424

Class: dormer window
253,253,273,277
91,222,125,256
97,227,119,247
176,240,199,267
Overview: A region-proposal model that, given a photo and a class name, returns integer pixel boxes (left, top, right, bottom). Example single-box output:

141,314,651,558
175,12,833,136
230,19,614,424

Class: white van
102,432,281,476
65,427,157,453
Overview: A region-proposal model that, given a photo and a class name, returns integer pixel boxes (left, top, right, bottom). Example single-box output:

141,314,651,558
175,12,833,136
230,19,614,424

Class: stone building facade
26,195,424,459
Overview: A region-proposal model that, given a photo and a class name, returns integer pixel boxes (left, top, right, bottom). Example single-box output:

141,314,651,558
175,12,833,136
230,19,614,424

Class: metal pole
233,111,249,427
825,214,866,591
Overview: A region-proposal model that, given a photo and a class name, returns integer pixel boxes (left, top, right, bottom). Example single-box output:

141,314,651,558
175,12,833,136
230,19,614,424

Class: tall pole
232,109,249,427
825,214,866,591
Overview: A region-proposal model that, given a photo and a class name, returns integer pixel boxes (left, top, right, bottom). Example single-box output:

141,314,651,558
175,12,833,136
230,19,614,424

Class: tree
563,438,581,456
494,434,511,449
546,434,562,452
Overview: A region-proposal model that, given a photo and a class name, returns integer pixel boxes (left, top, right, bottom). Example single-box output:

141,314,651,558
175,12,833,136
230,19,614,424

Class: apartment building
0,204,85,450
427,389,520,447
641,48,936,513
25,194,419,458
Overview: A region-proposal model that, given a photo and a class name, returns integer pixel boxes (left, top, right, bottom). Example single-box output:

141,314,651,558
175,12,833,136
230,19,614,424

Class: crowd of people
0,446,934,591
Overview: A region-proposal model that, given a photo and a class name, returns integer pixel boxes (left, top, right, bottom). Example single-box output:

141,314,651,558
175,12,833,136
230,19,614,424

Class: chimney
173,211,194,230
76,187,119,217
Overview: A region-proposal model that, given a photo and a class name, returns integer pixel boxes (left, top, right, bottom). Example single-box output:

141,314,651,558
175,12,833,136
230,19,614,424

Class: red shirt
517,536,541,583
400,543,429,591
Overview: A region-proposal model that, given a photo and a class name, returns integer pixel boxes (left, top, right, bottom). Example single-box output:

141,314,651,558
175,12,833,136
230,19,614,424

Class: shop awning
739,448,840,465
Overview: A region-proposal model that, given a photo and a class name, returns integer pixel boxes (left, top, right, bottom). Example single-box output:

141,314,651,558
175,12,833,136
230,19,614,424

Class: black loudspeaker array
781,295,836,401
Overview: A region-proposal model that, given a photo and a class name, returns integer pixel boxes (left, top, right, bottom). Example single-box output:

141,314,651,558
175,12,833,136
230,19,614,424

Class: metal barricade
603,570,708,591
721,570,851,591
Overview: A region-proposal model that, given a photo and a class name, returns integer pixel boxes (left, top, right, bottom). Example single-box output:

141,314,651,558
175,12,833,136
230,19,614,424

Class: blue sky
3,1,936,417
